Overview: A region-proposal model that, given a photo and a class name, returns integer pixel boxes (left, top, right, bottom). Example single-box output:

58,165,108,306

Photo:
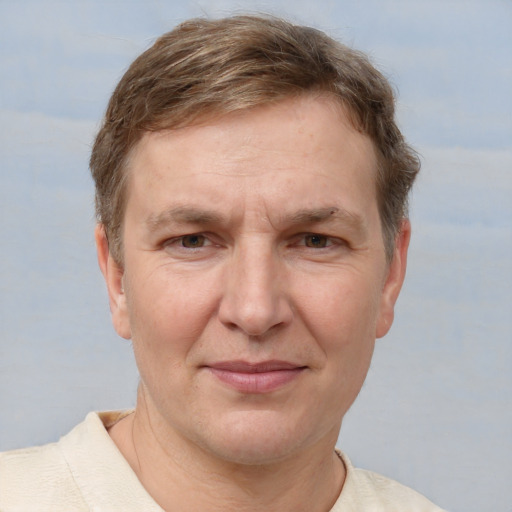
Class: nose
218,240,293,336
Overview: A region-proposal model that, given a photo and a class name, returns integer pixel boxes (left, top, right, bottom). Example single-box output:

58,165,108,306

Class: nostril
218,251,292,335
219,295,293,337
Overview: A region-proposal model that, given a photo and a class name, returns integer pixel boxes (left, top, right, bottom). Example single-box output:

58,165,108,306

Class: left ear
376,219,411,339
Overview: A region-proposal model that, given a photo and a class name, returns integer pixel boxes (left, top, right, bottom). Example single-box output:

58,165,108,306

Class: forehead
124,96,379,221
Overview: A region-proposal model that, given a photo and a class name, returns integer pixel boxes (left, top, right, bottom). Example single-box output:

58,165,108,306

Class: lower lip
208,368,305,393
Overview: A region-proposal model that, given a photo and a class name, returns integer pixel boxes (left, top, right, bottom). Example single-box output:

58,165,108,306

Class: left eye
303,234,330,248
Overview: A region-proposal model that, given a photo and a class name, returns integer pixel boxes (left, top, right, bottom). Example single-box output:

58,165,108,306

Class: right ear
95,224,132,340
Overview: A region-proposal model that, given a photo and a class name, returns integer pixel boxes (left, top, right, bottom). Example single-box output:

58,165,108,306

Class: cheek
125,274,220,413
297,272,381,348
124,268,220,360
296,272,379,395
291,275,378,429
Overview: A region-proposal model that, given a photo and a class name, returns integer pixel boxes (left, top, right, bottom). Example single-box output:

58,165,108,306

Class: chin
196,409,321,466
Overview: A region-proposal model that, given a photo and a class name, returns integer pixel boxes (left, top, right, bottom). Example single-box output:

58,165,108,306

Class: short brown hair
90,15,420,263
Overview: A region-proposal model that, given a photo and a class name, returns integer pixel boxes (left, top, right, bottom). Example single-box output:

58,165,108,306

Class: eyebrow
145,205,366,233
289,207,349,224
145,206,223,232
286,207,366,233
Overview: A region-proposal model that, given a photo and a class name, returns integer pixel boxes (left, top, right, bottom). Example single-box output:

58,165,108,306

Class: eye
180,234,207,248
304,234,330,248
161,232,221,260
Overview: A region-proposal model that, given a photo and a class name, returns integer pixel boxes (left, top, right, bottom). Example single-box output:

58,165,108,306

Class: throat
109,409,345,512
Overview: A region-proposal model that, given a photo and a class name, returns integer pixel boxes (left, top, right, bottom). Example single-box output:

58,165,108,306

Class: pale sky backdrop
1,1,511,511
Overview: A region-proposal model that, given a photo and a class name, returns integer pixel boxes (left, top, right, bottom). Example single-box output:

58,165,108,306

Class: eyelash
300,234,336,248
163,232,345,251
164,233,213,250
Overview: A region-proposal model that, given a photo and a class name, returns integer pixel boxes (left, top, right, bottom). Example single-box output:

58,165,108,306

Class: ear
95,224,132,340
375,219,411,339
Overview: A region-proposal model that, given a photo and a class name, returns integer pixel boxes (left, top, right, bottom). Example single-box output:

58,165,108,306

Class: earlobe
94,224,132,340
375,220,411,339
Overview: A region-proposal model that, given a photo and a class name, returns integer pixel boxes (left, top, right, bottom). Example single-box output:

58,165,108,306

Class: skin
96,95,410,511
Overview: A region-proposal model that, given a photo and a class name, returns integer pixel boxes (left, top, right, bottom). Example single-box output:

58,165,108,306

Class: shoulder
0,411,127,511
331,451,448,512
0,440,87,511
0,411,162,512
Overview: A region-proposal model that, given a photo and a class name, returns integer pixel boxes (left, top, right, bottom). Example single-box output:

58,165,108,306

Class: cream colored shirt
0,411,446,511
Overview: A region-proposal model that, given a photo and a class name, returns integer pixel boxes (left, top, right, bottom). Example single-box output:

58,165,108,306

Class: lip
204,360,306,394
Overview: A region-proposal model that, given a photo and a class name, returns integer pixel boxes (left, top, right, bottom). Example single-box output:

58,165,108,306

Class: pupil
183,235,203,247
308,235,326,247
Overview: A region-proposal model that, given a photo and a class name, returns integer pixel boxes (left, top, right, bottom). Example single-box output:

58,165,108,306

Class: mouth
204,360,307,394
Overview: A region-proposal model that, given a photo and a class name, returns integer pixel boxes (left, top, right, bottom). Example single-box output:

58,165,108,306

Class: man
0,15,446,511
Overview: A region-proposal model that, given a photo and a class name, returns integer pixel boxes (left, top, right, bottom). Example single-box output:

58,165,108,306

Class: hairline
106,92,398,266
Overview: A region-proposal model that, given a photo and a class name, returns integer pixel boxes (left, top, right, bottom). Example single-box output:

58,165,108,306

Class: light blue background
1,1,511,511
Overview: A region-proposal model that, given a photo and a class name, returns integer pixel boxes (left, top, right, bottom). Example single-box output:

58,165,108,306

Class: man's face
98,96,408,464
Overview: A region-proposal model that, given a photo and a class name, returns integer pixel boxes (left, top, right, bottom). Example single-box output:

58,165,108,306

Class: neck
109,391,345,512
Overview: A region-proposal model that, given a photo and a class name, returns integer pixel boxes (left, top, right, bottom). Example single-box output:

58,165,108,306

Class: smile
205,360,307,394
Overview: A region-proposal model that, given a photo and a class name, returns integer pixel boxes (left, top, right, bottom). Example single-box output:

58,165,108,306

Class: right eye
180,234,207,248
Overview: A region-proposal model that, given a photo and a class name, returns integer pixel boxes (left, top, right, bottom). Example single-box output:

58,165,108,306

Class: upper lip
205,360,305,373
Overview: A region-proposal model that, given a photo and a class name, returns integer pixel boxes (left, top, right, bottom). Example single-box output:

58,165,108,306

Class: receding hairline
108,92,383,264
122,91,374,174
90,15,419,265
